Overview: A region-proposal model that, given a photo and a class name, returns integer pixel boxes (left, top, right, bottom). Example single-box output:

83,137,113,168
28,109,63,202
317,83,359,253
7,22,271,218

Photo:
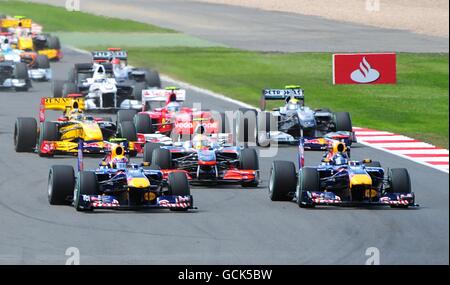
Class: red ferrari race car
127,87,227,143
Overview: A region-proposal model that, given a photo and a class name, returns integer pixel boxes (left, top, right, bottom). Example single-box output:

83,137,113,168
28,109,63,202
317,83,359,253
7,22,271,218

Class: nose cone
127,177,150,188
350,174,372,187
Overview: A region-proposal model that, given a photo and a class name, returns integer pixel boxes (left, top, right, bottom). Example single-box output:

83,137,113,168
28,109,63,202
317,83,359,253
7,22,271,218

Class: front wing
298,191,418,208
77,194,194,210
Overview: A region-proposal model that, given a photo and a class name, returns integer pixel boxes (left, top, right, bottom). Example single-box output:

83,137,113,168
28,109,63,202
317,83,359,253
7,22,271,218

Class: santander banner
333,53,396,84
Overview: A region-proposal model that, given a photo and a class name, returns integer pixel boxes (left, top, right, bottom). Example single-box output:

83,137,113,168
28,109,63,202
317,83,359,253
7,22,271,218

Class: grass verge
0,0,175,33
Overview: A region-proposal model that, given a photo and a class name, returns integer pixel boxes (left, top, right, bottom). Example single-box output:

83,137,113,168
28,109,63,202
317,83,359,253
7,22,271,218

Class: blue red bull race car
47,142,194,212
268,140,418,208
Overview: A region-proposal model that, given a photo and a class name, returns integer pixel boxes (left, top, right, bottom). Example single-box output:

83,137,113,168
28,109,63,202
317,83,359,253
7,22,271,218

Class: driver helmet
70,109,83,120
332,153,348,166
0,38,11,53
287,98,300,110
192,134,209,150
166,101,181,113
110,156,129,170
111,58,120,65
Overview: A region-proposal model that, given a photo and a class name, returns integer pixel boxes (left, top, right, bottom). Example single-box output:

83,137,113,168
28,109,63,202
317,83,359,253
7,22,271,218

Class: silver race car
237,85,356,149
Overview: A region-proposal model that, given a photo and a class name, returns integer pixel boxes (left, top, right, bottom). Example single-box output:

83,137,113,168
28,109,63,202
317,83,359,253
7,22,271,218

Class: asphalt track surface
0,47,448,264
30,0,449,52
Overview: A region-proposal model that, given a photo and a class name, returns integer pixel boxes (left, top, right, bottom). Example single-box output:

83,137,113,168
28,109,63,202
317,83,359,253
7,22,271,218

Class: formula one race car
143,128,259,187
14,96,138,156
47,143,194,211
132,87,224,138
0,52,30,91
1,36,51,81
92,48,160,88
0,16,62,61
268,140,417,208
238,85,356,149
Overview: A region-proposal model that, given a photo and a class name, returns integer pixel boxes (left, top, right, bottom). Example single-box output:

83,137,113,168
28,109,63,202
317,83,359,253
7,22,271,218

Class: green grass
118,47,447,148
0,0,175,33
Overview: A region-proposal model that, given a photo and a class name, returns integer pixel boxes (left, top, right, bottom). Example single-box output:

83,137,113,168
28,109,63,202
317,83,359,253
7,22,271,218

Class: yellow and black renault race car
0,16,62,61
14,96,138,157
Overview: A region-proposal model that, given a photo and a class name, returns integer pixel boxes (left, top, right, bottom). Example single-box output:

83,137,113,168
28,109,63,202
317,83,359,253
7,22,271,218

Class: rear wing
141,89,186,107
260,88,304,110
0,18,32,29
91,50,128,62
39,97,85,122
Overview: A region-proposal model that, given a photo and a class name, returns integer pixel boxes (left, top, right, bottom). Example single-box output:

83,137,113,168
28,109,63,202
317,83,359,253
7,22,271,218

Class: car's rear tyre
298,167,321,208
235,108,257,145
269,161,296,201
14,117,37,152
152,148,172,169
239,148,259,187
143,69,161,88
388,168,411,194
143,142,162,164
334,112,352,132
117,109,137,125
62,82,78,98
47,36,61,50
36,55,50,69
48,165,75,205
74,171,99,211
51,80,65,98
132,81,147,101
134,113,154,134
118,121,137,142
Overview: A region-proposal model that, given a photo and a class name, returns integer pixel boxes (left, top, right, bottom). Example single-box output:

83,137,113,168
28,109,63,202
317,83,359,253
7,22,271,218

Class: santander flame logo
350,57,380,83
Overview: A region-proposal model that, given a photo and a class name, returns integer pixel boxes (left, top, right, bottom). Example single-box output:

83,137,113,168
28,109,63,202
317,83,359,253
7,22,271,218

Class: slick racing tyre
143,142,162,164
118,121,138,142
132,81,147,101
143,69,161,88
134,113,154,134
35,55,50,69
48,165,75,205
14,62,30,91
47,36,61,50
298,167,321,208
334,112,352,132
269,161,296,201
117,110,138,125
152,148,172,169
14,117,37,152
388,168,411,194
52,80,65,98
167,172,190,212
239,148,259,187
74,171,99,211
